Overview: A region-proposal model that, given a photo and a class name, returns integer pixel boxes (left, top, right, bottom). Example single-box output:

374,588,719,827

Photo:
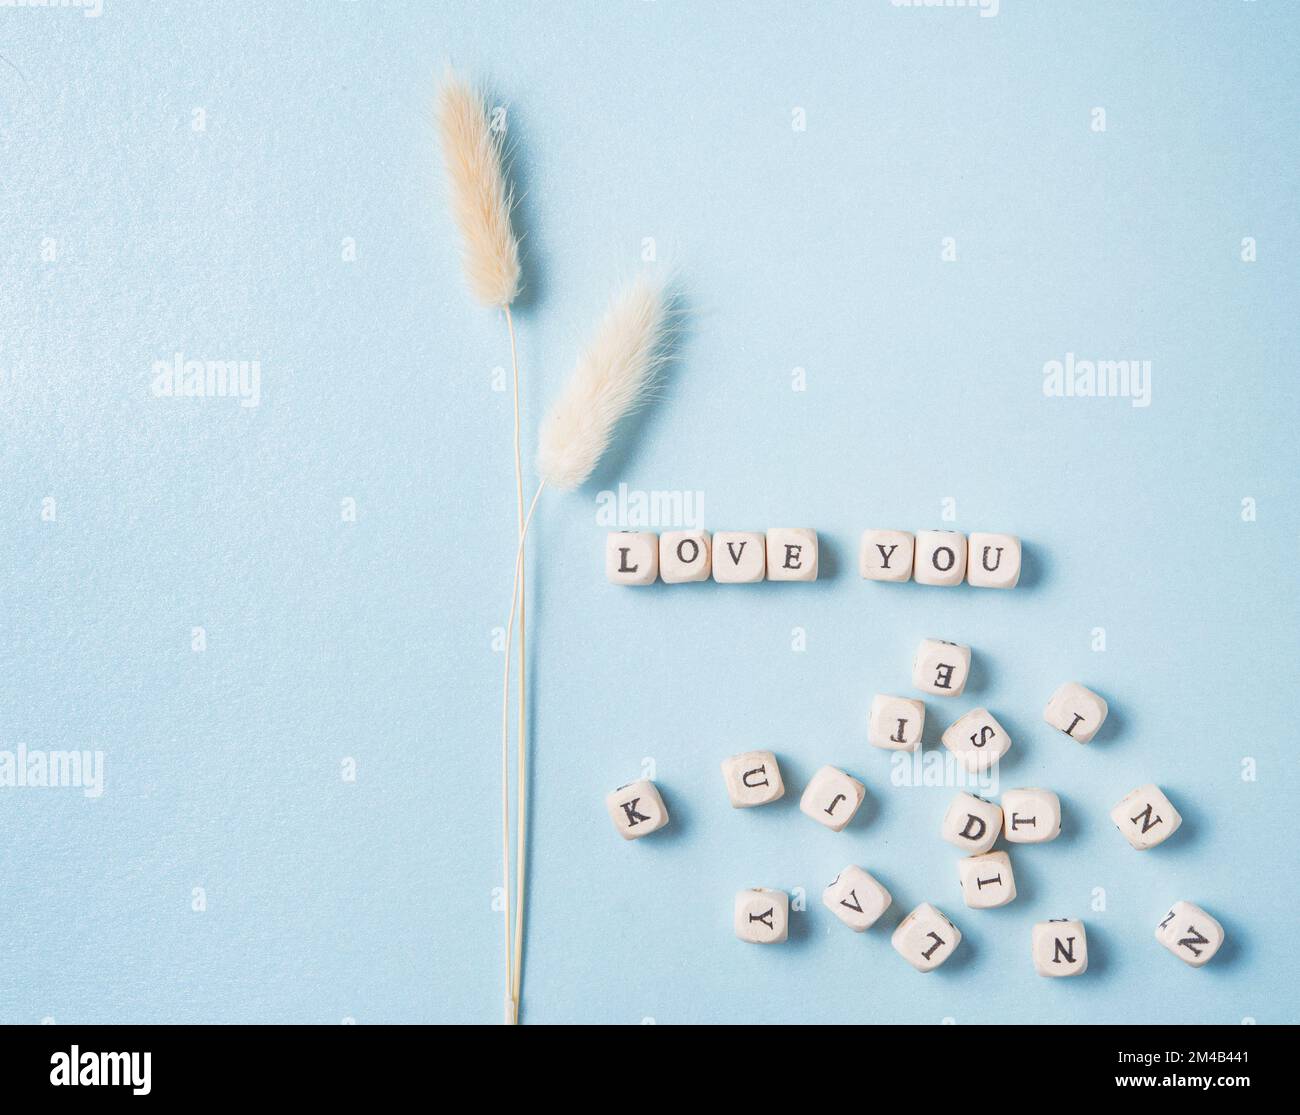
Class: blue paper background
2,0,1297,1025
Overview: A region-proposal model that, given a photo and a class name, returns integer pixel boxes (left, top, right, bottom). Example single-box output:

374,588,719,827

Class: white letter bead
720,750,784,808
1155,901,1225,967
799,765,866,831
1044,682,1109,743
658,529,711,583
605,779,669,840
966,531,1021,588
734,888,789,943
891,902,962,971
868,695,925,752
958,850,1017,908
1110,783,1182,850
1033,919,1089,977
1002,788,1062,843
765,528,818,581
914,530,968,586
859,529,914,582
941,708,1011,771
941,792,1003,855
711,530,766,583
912,638,971,697
823,866,892,931
605,531,658,585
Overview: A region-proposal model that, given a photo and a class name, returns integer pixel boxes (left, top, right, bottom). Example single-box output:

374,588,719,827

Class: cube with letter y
860,529,914,582
734,888,789,943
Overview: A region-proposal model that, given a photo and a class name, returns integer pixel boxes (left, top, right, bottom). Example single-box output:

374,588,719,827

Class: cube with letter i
734,888,789,944
1044,682,1109,743
604,779,669,840
958,850,1016,909
605,531,658,585
799,765,866,831
720,750,784,808
859,529,914,582
868,695,925,752
1155,901,1224,967
1032,919,1088,977
891,902,962,971
765,528,818,581
941,792,1002,855
1110,783,1182,850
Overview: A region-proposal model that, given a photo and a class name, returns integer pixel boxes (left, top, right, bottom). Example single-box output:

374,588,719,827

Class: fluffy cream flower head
436,72,521,307
537,277,668,491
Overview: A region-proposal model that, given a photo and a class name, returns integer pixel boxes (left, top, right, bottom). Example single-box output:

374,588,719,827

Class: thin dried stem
504,306,528,1021
499,480,546,1019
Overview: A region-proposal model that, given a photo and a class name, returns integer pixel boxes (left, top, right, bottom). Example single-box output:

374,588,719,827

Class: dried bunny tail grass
536,276,669,491
436,71,521,307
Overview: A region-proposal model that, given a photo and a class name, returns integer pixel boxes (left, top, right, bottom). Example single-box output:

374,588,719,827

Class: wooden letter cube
734,888,789,944
868,695,925,752
1033,919,1089,977
1155,901,1224,967
799,765,866,831
823,866,892,931
859,529,914,582
958,850,1017,909
659,529,711,583
941,792,1003,855
765,528,818,581
891,902,962,971
912,638,971,697
605,779,669,840
720,750,784,808
1002,787,1062,844
605,531,658,585
914,530,968,586
1044,682,1109,743
1110,783,1182,850
966,532,1022,589
941,708,1011,771
712,530,766,583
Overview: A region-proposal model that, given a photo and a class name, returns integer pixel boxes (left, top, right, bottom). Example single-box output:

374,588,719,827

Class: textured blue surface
2,1,1297,1025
